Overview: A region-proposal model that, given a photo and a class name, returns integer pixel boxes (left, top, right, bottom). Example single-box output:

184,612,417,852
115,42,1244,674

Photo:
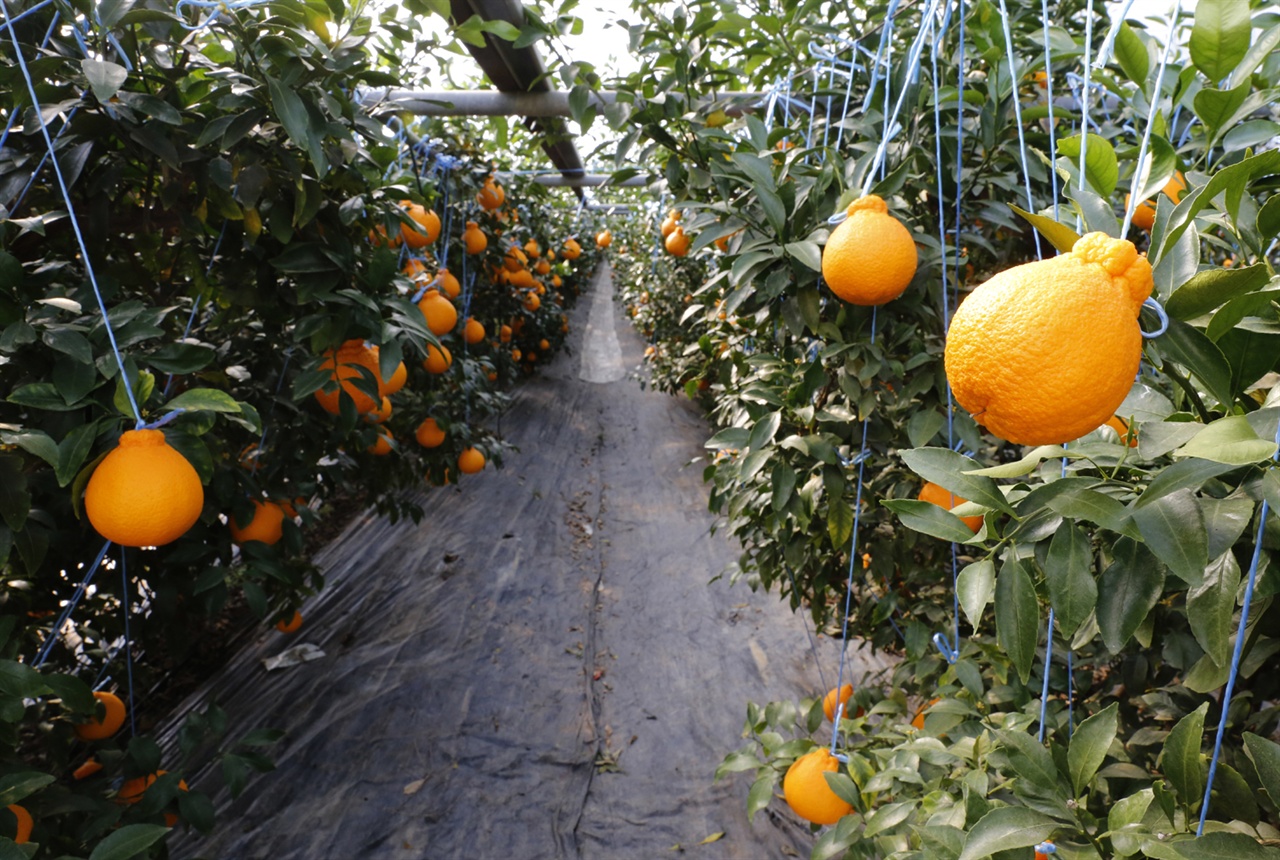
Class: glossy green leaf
1193,80,1250,143
1163,702,1208,808
883,499,983,544
1243,733,1280,808
957,559,995,632
957,806,1057,860
995,556,1038,684
1097,538,1165,652
1008,205,1080,253
1176,415,1278,465
1172,832,1280,860
164,388,244,415
1058,132,1119,196
1189,0,1252,83
1131,489,1208,586
899,448,1016,515
82,58,128,103
88,823,171,860
1069,702,1118,795
1136,458,1236,508
0,771,55,807
1165,263,1270,320
1114,22,1149,89
1187,550,1241,667
1045,523,1096,637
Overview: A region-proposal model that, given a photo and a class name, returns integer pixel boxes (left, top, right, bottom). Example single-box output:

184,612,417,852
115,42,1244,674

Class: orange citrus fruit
458,447,486,474
117,770,187,805
821,195,917,305
464,318,485,344
596,230,612,248
504,246,528,272
230,500,286,546
512,348,522,361
551,274,562,288
314,340,382,414
415,418,446,449
509,268,535,289
562,238,582,260
918,482,983,533
5,805,31,844
476,179,503,210
524,293,541,312
665,226,690,256
85,430,204,547
276,610,302,633
912,697,941,730
1127,172,1186,231
464,221,487,254
1105,415,1138,447
437,268,461,299
783,748,854,825
74,690,126,740
499,325,512,343
419,292,458,336
399,202,440,248
822,684,861,722
73,758,103,780
423,343,452,374
524,239,541,257
367,427,393,456
945,232,1152,445
364,396,392,424
660,214,679,237
534,258,551,275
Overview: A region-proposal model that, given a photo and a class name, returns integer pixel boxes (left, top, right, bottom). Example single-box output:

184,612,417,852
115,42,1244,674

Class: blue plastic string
783,563,830,695
120,551,136,737
996,0,1043,259
1120,4,1180,235
1037,607,1056,742
1198,419,1280,833
32,540,112,668
1039,0,1059,218
1,3,144,425
1075,4,1096,233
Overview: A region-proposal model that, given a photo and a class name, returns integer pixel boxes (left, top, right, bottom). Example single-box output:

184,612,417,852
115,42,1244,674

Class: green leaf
56,422,97,487
1187,550,1241,669
784,240,822,272
747,412,781,452
266,76,324,176
1069,702,1118,795
1173,832,1280,860
899,448,1016,515
1160,150,1280,260
1193,80,1251,144
1130,134,1180,207
1045,523,1096,637
1165,263,1270,320
732,152,775,192
995,556,1039,684
1114,22,1150,88
1176,415,1278,465
1137,458,1237,508
957,806,1057,860
9,382,84,411
1230,22,1280,88
957,559,995,631
1243,733,1280,808
828,496,853,550
1205,286,1280,341
746,770,777,820
43,670,95,714
1163,702,1208,808
1257,193,1280,242
0,772,54,806
1058,132,1119,196
88,823,171,860
882,500,982,543
1189,0,1252,83
1044,485,1137,537
1008,205,1081,253
1097,538,1165,652
147,342,217,374
82,59,128,102
770,463,795,512
996,729,1062,793
163,388,244,414
963,445,1068,479
1131,489,1208,586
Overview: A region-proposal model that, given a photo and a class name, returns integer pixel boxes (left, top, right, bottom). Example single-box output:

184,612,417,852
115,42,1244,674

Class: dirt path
166,264,888,859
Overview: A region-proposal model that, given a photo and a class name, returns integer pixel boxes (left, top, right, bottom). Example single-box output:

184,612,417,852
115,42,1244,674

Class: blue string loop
932,632,959,664
1035,843,1057,855
1140,297,1169,339
827,209,848,226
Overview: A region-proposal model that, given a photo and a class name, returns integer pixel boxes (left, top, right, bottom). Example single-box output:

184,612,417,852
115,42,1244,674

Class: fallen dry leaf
698,832,725,845
403,778,426,795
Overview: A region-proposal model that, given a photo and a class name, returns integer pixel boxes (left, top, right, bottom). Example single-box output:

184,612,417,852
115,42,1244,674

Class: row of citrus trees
599,0,1280,857
0,0,603,854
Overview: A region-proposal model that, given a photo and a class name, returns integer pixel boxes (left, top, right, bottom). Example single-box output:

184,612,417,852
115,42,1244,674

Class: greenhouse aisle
166,263,889,860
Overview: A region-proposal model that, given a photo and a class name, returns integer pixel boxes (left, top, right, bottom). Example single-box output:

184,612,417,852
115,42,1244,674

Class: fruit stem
1160,364,1214,423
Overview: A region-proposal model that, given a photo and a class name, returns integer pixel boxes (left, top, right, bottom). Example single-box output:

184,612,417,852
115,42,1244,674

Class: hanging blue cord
860,0,903,116
1120,5,1180,235
1075,5,1096,234
2,3,145,426
120,550,137,736
1039,0,1059,219
31,540,112,668
1037,607,1056,742
0,10,61,184
0,0,53,28
1198,418,1280,833
996,0,1043,259
784,563,831,695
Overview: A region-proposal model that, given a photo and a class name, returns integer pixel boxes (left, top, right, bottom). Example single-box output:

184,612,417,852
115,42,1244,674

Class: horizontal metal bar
360,89,771,118
498,172,651,188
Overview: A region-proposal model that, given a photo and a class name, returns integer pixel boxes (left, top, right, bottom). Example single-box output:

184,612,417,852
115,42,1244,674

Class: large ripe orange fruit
1127,172,1186,231
464,318,485,344
419,292,458,336
524,239,541,258
415,418,446,449
918,482,983,533
534,258,551,276
313,339,382,415
367,346,407,395
423,343,452,374
74,690,126,740
945,232,1152,445
562,238,582,260
364,396,392,425
230,500,286,546
660,215,678,238
464,222,487,254
5,805,31,844
84,430,204,547
783,748,854,825
400,201,441,248
458,447,486,474
665,226,691,257
499,325,512,343
821,195,917,305
509,268,535,290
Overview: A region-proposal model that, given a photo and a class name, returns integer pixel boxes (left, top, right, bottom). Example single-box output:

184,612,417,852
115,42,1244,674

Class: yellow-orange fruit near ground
73,758,103,780
230,500,286,546
367,428,393,456
463,221,487,254
415,418,446,449
783,749,854,825
821,195,918,305
313,340,382,415
399,202,441,248
5,805,31,844
423,343,452,374
419,292,458,336
464,318,486,344
945,232,1152,445
117,770,187,805
918,482,983,533
276,610,303,633
822,684,862,722
1127,172,1186,231
458,447,486,474
596,230,612,248
665,226,691,257
74,691,126,740
85,430,204,547
1105,415,1139,447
